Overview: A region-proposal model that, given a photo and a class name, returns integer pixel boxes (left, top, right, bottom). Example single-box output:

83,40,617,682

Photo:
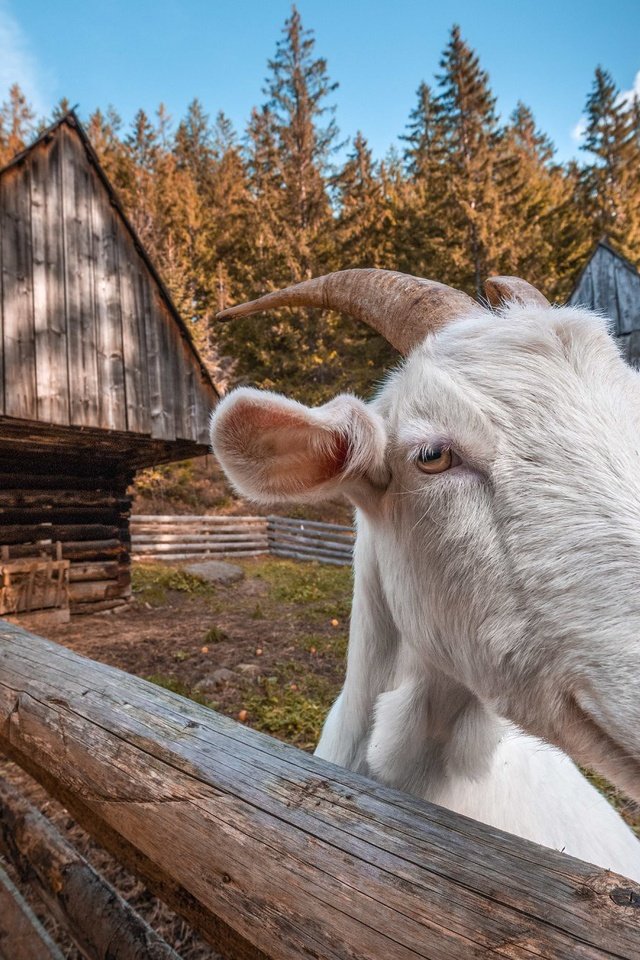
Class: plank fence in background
130,515,269,561
267,516,354,565
1,620,640,960
130,515,356,565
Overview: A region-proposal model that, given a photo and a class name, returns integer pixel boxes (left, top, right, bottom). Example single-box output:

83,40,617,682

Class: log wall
0,453,132,616
1,621,639,960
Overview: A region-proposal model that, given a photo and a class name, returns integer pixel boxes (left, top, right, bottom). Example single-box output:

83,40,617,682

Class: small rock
236,662,262,677
194,668,236,694
184,561,245,585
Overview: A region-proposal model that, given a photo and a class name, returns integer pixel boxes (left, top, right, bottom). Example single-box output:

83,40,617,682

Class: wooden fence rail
0,775,181,960
1,620,639,959
131,514,355,565
130,515,269,561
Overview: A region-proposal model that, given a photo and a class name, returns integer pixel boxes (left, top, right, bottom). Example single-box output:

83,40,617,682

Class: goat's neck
316,521,504,801
366,657,503,802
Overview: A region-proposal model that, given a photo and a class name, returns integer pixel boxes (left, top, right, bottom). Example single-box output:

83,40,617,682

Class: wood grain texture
0,114,217,443
0,863,65,960
570,242,640,348
1,165,37,419
30,135,69,426
1,622,640,960
90,163,127,431
61,125,100,428
0,774,182,960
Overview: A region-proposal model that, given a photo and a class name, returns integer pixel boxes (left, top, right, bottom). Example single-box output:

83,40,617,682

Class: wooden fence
130,515,269,561
1,620,639,959
267,516,354,565
131,515,355,565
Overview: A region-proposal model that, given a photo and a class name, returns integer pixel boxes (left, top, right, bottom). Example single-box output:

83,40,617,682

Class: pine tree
264,4,338,280
219,6,341,402
0,84,35,164
175,99,214,191
581,67,640,259
434,26,506,295
397,81,449,281
500,103,589,296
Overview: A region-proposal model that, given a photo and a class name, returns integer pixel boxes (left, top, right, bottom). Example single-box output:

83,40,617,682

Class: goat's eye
416,446,459,474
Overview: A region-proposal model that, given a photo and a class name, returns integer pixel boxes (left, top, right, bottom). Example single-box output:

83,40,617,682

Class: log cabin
569,239,640,367
0,112,218,621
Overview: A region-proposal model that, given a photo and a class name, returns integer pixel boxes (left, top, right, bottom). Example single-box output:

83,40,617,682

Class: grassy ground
116,558,351,752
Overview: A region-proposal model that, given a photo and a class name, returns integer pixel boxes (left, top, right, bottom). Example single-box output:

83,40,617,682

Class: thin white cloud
618,69,640,109
0,2,50,115
571,117,586,144
571,69,640,147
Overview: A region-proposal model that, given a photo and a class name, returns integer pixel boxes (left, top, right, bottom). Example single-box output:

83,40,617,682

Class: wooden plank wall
0,122,216,442
570,243,640,367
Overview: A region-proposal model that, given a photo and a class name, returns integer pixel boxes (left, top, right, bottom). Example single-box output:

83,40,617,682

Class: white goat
211,270,640,881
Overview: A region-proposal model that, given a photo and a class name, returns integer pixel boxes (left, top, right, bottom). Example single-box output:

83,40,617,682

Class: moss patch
248,558,352,620
131,563,219,606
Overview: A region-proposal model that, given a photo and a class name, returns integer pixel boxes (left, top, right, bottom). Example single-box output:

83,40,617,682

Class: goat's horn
484,276,549,309
216,269,478,355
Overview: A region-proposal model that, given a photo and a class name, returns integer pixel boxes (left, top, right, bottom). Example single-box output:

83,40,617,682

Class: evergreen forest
2,8,639,403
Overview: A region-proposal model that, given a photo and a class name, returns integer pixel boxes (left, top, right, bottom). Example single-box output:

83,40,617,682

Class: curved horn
217,269,479,355
484,276,549,309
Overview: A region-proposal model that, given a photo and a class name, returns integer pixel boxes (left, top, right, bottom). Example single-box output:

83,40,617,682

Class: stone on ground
184,560,244,584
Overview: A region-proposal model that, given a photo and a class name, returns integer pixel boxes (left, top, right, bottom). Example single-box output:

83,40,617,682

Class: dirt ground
0,557,352,959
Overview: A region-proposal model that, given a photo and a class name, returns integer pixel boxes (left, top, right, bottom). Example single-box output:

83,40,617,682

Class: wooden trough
1,620,639,958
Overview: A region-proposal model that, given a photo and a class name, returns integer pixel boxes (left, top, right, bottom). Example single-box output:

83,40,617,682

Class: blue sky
3,0,639,164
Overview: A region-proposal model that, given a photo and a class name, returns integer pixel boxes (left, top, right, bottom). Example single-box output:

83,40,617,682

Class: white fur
211,302,640,880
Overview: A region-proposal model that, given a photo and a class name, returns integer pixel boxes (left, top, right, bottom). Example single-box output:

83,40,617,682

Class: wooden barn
0,112,218,621
569,239,640,367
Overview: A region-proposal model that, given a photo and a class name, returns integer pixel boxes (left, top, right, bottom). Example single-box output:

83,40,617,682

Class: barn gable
0,114,220,619
569,240,640,367
0,111,218,467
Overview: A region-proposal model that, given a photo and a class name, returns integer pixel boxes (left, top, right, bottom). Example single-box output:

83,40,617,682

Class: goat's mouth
556,695,640,805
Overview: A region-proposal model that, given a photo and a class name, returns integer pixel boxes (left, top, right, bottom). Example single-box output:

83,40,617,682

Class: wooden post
1,620,639,960
0,863,65,960
0,775,182,960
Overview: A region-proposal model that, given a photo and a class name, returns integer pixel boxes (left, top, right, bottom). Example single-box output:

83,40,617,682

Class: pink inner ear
219,396,351,493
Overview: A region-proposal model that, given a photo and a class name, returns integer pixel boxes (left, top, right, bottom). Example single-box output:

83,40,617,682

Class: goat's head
211,270,640,801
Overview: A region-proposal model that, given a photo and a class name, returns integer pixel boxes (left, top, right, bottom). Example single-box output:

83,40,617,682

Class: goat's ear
210,388,388,504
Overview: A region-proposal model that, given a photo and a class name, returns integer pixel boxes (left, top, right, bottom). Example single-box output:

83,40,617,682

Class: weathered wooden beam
0,524,120,546
2,540,125,562
69,598,128,615
0,775,182,960
67,579,130,604
0,491,131,509
1,622,639,960
68,561,121,582
0,863,65,960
